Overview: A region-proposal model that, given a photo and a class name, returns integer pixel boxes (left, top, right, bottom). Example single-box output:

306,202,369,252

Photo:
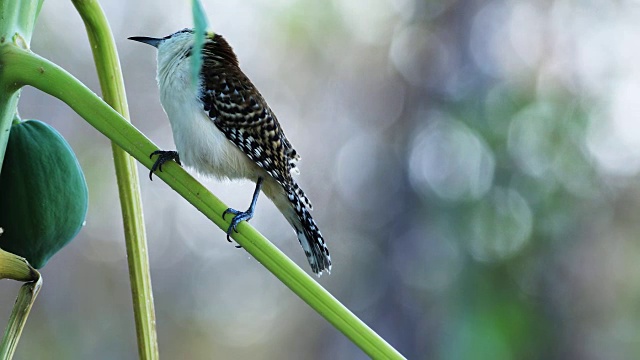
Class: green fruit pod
0,119,88,269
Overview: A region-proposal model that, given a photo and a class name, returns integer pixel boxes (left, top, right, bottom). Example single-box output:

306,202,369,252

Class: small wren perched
129,29,331,275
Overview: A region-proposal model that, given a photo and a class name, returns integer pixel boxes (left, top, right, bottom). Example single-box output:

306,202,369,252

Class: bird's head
129,29,197,72
129,28,238,75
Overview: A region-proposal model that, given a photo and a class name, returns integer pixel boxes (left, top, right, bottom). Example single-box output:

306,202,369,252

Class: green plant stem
0,0,43,172
70,1,158,358
0,248,41,360
0,2,44,359
0,248,38,282
0,275,41,360
0,90,19,173
0,45,405,359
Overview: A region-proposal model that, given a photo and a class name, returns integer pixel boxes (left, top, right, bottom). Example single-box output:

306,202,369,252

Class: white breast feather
156,50,255,180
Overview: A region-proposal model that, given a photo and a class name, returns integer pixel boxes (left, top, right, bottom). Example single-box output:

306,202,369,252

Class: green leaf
191,0,209,90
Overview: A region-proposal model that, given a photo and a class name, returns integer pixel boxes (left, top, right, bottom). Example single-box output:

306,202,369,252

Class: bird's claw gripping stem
222,208,251,248
149,150,181,180
222,177,264,247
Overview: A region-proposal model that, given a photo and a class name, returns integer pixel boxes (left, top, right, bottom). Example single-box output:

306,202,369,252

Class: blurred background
1,0,640,359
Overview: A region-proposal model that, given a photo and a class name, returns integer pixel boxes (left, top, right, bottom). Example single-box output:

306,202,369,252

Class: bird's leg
222,177,264,245
149,150,181,181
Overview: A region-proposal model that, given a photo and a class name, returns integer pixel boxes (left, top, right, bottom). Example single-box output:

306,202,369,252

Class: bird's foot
221,177,264,248
222,208,255,248
149,150,181,180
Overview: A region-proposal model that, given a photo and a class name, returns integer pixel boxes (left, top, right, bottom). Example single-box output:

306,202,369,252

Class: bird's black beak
128,36,163,48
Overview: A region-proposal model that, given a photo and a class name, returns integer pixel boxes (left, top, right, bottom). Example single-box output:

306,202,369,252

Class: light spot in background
507,102,558,179
588,80,640,176
408,112,495,201
507,2,544,70
573,7,640,177
608,72,640,151
570,3,623,98
389,24,453,88
467,188,532,262
553,138,599,198
469,2,510,78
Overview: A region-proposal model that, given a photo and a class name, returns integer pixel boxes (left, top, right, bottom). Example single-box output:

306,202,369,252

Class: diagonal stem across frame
0,44,405,359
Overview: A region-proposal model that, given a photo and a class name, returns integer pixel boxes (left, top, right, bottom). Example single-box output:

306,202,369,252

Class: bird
129,29,331,275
